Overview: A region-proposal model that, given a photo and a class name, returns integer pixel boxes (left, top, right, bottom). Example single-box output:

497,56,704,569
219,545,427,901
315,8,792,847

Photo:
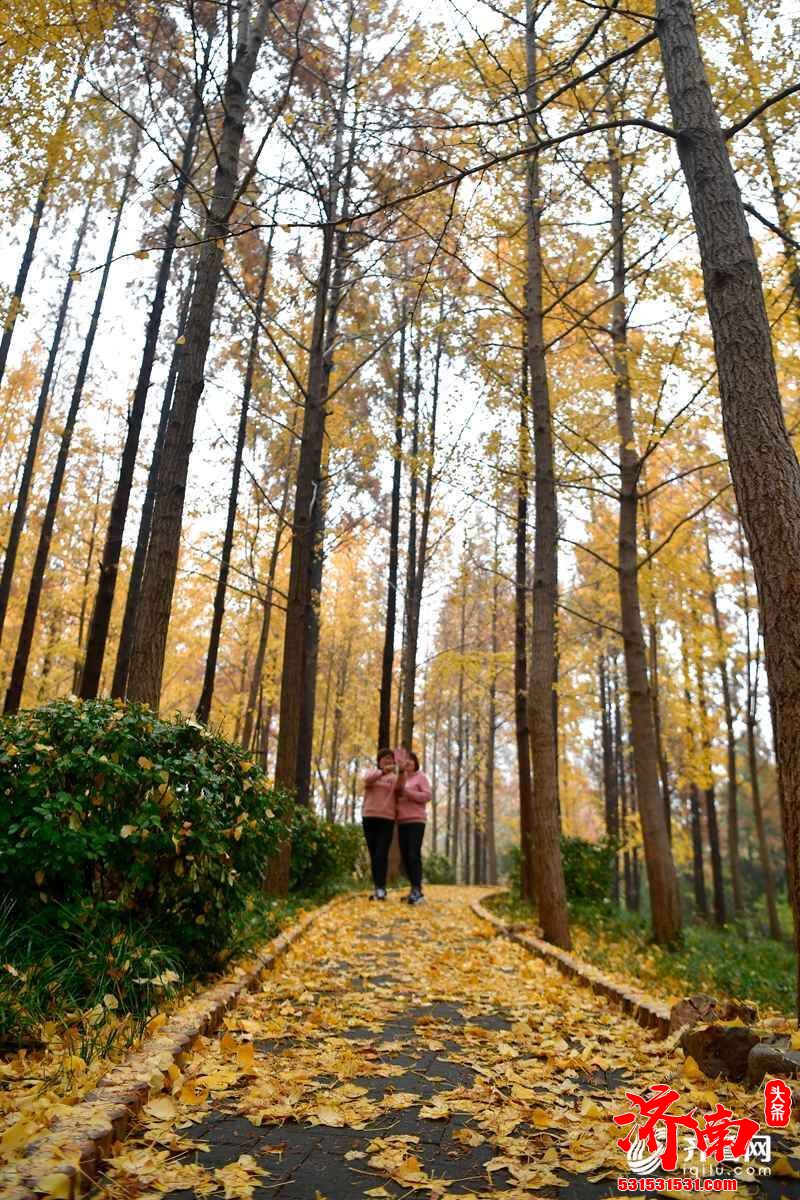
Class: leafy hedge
509,835,616,905
290,804,366,896
0,698,294,966
0,698,370,1046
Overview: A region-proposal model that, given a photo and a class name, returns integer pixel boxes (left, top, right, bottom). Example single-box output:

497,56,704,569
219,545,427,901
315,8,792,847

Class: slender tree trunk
400,326,421,747
524,1,570,947
241,445,293,750
599,650,620,902
681,628,708,917
747,710,782,940
401,312,441,747
196,250,269,723
615,667,634,909
111,262,196,698
73,436,107,690
0,72,81,393
642,493,672,840
606,114,681,943
657,0,800,1008
704,526,743,914
485,505,499,886
464,711,472,884
4,145,138,714
0,202,90,649
275,23,356,804
79,43,211,698
515,350,535,903
696,647,726,926
452,567,467,882
738,528,782,941
378,314,407,750
127,0,278,706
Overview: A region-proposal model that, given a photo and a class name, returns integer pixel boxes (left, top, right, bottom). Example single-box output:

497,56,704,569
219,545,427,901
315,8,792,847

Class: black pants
362,817,394,890
398,822,426,891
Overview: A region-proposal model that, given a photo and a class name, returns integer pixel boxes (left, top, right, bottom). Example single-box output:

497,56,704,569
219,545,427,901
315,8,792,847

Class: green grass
0,888,326,1063
486,892,795,1016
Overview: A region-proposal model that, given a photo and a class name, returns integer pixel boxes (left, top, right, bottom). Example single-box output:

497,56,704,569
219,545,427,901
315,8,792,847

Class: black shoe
408,889,425,905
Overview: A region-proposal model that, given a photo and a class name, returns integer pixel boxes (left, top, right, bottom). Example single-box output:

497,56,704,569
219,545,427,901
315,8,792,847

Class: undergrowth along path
95,887,800,1199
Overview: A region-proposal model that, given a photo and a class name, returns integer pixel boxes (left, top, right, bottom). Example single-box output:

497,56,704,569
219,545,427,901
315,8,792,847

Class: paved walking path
98,888,799,1199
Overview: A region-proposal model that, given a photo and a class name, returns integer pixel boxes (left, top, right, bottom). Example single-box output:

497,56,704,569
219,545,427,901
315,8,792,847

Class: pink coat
362,768,399,820
397,770,432,824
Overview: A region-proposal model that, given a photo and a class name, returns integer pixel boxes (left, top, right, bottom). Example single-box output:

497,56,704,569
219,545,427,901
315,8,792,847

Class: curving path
97,887,800,1199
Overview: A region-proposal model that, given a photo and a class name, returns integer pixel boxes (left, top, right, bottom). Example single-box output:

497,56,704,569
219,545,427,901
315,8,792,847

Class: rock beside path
680,1022,760,1081
669,993,758,1034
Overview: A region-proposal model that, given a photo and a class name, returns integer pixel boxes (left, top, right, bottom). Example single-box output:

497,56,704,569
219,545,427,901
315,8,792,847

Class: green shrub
507,836,615,905
423,852,455,884
0,698,291,968
560,835,616,903
289,806,366,896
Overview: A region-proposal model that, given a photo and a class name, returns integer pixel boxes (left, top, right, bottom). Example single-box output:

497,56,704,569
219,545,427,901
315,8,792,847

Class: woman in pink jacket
362,748,399,900
396,750,432,905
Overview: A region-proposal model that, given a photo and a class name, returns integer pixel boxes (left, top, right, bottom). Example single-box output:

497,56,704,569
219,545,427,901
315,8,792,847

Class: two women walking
362,747,431,904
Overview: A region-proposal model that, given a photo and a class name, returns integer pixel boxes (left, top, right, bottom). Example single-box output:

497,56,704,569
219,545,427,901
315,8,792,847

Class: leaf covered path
99,889,800,1199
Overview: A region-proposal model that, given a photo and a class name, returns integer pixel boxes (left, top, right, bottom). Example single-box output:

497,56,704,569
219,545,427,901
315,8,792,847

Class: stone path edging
5,892,354,1200
471,892,671,1040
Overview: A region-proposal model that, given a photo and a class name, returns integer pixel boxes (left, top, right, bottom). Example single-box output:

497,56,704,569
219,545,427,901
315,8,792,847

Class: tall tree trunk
400,324,422,746
79,42,211,699
656,0,800,1008
73,433,107,690
615,665,634,909
378,314,407,750
452,565,467,882
401,311,441,748
464,711,472,884
524,1,569,947
241,444,293,750
275,19,356,804
642,493,672,840
681,627,708,917
0,72,82,393
747,707,782,941
4,144,138,714
111,262,196,698
599,650,620,902
607,113,682,943
515,350,535,903
704,525,743,914
196,249,269,723
484,504,499,885
127,0,278,707
696,645,726,926
739,529,782,940
0,202,90,649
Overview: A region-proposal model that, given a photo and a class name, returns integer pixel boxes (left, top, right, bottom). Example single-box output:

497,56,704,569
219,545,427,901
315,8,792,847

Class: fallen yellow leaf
180,1080,209,1105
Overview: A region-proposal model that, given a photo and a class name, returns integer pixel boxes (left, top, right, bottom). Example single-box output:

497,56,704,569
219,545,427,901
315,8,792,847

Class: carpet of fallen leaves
5,887,800,1199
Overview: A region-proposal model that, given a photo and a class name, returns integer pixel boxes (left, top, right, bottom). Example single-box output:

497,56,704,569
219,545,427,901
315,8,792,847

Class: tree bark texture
524,0,570,948
79,41,210,699
4,145,137,713
657,0,800,1004
196,248,269,724
111,262,196,698
607,119,681,943
127,0,277,706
